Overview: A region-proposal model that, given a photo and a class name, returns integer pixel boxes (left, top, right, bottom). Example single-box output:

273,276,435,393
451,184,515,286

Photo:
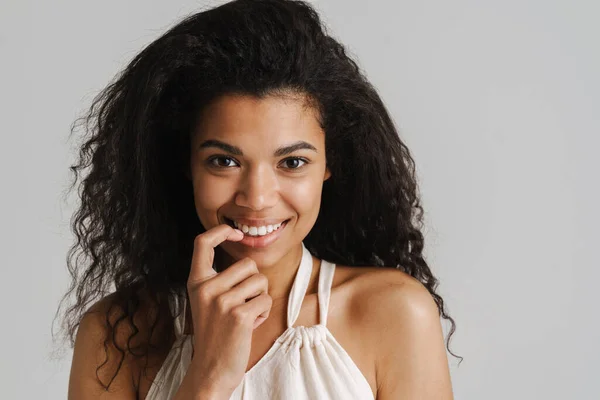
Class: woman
61,0,458,398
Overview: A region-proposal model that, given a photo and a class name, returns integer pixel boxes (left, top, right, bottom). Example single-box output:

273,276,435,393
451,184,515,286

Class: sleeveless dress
146,242,375,399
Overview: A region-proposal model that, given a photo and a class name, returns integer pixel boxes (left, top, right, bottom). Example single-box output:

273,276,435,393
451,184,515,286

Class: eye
281,157,308,170
206,156,308,170
207,156,239,168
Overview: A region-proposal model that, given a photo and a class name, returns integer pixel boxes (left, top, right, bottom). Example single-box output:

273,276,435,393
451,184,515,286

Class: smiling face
188,92,331,269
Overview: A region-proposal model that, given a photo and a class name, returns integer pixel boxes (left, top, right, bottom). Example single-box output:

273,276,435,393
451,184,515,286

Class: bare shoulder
334,265,453,399
334,265,438,329
68,289,171,399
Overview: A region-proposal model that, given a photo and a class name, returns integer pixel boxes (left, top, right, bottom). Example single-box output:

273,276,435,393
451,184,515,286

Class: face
188,92,331,269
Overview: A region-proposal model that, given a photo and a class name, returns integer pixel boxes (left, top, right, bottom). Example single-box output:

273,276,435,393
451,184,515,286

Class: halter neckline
173,241,335,337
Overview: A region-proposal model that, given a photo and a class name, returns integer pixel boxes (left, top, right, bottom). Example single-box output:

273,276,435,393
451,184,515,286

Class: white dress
145,242,375,399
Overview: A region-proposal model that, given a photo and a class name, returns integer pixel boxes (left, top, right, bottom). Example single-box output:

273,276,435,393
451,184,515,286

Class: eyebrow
198,139,318,157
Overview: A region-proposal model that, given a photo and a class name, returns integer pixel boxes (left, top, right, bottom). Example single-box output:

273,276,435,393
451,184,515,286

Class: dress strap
170,290,187,338
286,242,313,328
317,259,335,326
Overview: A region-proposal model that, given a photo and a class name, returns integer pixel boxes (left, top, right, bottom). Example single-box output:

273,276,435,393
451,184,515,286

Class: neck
184,243,319,335
214,243,308,305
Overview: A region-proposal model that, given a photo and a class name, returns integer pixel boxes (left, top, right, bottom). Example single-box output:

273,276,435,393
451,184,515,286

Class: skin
68,92,453,399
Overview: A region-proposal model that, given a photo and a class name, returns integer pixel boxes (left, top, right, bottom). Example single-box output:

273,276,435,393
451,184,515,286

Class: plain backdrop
1,0,598,398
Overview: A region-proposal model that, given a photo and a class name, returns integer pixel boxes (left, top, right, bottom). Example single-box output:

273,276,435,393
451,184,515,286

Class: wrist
196,387,230,400
185,362,233,400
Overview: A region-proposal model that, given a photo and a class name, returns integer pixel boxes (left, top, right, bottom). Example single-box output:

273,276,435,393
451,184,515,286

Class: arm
371,274,454,399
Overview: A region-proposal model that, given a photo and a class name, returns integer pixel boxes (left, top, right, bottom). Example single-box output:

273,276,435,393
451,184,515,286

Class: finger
220,272,269,306
208,257,260,293
234,292,272,327
253,315,268,330
188,224,244,285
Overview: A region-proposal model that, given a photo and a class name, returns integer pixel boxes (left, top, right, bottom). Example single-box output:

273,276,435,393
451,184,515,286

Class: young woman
61,0,458,398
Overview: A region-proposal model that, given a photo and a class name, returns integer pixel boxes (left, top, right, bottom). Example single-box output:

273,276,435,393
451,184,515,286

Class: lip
224,217,288,227
228,219,290,249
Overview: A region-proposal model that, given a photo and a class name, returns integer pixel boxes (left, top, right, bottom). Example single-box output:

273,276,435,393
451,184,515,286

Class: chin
219,241,287,269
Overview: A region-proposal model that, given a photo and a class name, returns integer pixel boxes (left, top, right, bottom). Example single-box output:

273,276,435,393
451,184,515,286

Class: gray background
1,0,598,398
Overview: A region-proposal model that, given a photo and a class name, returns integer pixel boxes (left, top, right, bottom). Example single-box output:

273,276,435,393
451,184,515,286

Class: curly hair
56,0,460,391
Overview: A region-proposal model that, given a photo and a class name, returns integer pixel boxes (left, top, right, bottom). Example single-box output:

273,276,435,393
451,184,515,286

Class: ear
324,166,331,181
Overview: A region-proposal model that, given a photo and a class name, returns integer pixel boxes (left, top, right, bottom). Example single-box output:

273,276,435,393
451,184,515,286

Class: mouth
223,217,291,237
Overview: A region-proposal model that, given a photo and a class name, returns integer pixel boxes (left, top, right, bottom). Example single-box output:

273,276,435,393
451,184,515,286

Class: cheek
192,174,233,217
281,177,324,215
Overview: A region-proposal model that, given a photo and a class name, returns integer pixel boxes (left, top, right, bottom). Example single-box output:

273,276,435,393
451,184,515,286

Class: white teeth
232,220,284,236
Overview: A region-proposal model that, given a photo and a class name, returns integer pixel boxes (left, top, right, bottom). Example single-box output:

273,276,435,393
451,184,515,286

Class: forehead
193,93,324,149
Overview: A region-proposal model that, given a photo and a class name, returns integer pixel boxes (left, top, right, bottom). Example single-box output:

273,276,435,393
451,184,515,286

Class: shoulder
335,265,438,323
335,265,453,398
68,289,172,398
69,293,138,397
76,289,168,349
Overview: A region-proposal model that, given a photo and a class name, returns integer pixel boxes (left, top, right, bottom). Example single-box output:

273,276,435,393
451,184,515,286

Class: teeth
232,220,284,236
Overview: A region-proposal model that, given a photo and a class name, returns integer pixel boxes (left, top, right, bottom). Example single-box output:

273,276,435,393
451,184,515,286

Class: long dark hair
56,0,460,390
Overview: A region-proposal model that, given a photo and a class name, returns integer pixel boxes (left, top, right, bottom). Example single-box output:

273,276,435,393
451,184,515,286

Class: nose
235,164,279,211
